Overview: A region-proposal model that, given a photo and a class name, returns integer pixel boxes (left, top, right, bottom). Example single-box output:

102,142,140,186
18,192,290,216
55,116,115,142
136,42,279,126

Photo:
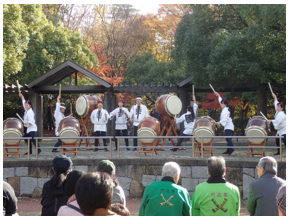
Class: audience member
247,156,286,216
276,184,286,216
139,161,191,216
41,155,73,216
3,181,18,216
96,160,126,206
57,170,85,216
111,203,130,216
191,156,240,216
75,172,118,216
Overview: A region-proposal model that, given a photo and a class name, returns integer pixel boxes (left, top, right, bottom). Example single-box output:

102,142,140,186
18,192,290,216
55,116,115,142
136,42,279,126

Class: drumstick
16,80,21,93
209,84,216,93
268,82,274,95
16,113,25,123
59,84,61,97
192,84,195,96
70,102,73,115
260,111,269,121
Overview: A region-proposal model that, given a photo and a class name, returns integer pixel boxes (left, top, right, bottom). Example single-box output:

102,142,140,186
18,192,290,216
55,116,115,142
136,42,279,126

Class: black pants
115,129,129,149
24,131,40,154
94,131,107,149
276,134,286,148
225,129,234,152
176,133,190,146
52,139,62,151
133,126,138,146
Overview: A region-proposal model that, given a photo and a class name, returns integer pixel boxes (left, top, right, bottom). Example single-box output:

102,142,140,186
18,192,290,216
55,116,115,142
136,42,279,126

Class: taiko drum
3,118,24,145
193,116,216,143
245,116,269,144
59,116,80,144
155,94,182,118
137,116,160,143
75,95,102,117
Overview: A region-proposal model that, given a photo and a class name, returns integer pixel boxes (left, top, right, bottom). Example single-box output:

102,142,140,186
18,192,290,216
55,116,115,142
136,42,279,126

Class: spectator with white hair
276,185,286,216
247,156,286,216
139,161,191,216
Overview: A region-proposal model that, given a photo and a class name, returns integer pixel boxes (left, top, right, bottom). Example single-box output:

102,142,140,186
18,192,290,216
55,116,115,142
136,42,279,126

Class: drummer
90,100,109,152
268,93,286,155
19,92,41,155
109,99,130,151
52,95,67,152
130,96,149,151
214,92,235,156
171,95,198,151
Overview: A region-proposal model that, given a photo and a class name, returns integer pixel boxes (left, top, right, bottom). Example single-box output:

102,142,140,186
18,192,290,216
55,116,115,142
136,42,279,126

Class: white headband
136,97,142,100
60,105,66,109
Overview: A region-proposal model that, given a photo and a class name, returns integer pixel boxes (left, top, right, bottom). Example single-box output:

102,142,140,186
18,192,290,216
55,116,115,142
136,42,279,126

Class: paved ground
17,197,249,216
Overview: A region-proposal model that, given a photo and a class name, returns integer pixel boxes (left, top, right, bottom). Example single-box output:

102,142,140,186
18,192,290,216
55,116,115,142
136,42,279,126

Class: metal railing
3,135,284,161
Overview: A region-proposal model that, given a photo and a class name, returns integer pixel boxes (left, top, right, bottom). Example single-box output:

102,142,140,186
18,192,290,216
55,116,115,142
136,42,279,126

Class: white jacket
110,107,130,130
175,103,198,135
130,104,149,126
54,102,65,136
90,108,109,132
218,97,234,131
22,100,37,133
272,100,286,135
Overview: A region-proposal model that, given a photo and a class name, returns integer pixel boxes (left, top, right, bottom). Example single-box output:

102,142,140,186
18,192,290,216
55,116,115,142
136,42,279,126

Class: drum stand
195,140,213,157
156,115,179,148
78,117,93,148
247,140,266,157
62,141,78,156
138,140,159,157
3,143,20,158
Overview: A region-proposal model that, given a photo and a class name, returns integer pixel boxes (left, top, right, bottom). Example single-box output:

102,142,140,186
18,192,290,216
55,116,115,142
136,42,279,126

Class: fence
3,135,284,161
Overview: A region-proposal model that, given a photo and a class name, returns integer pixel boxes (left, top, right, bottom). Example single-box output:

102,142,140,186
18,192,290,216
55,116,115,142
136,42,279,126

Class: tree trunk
257,86,267,116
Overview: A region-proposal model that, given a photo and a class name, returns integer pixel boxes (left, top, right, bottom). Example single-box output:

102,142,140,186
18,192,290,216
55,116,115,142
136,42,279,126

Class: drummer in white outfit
19,92,41,155
110,100,130,151
171,95,198,151
130,97,149,151
52,95,66,152
268,93,286,155
90,100,109,152
214,92,235,156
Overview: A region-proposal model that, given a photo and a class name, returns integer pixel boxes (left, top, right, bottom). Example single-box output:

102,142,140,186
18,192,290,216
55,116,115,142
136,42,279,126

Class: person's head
256,156,277,178
96,160,116,175
277,101,284,112
136,97,142,105
162,162,181,183
276,184,286,216
187,105,195,119
118,100,124,108
64,170,85,198
75,172,114,216
111,203,130,216
207,156,226,178
60,105,66,113
220,98,228,109
25,100,32,110
97,100,103,109
51,155,73,188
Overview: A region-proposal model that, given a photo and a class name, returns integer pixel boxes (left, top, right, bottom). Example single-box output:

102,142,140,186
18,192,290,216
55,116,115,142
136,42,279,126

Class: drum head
3,129,22,145
59,127,80,144
75,96,88,117
165,95,182,116
193,127,214,143
137,128,156,143
245,126,267,144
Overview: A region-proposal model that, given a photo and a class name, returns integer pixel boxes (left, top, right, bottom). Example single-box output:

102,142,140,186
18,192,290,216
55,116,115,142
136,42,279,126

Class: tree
172,4,286,114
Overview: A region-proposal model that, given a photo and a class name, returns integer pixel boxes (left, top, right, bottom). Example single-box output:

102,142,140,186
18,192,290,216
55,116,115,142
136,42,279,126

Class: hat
276,185,286,215
97,100,103,104
136,97,142,100
96,160,116,175
52,155,73,173
60,105,66,109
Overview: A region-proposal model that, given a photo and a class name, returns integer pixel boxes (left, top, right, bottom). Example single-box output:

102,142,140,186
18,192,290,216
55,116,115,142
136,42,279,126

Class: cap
96,160,116,175
136,97,142,100
52,155,73,173
60,105,66,109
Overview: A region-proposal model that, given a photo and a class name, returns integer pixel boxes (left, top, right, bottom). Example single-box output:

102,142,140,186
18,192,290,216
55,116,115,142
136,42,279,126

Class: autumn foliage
199,92,241,110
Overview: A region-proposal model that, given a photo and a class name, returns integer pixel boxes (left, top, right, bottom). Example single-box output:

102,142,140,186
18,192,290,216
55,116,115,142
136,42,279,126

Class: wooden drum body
3,118,24,145
59,116,80,144
155,94,182,118
245,116,269,144
75,95,102,117
137,117,160,143
193,116,216,143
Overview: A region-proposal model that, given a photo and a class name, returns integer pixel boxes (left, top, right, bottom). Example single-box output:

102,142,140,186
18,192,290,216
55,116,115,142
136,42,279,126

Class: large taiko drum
3,118,24,145
245,116,269,144
137,117,160,143
155,94,182,118
59,116,80,144
193,116,216,143
75,95,102,117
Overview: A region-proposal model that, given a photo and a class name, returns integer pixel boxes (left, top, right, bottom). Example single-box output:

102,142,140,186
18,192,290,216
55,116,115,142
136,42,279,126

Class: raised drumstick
192,84,195,96
16,80,21,93
260,111,269,121
268,82,274,95
209,84,216,93
16,113,25,123
59,84,62,97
